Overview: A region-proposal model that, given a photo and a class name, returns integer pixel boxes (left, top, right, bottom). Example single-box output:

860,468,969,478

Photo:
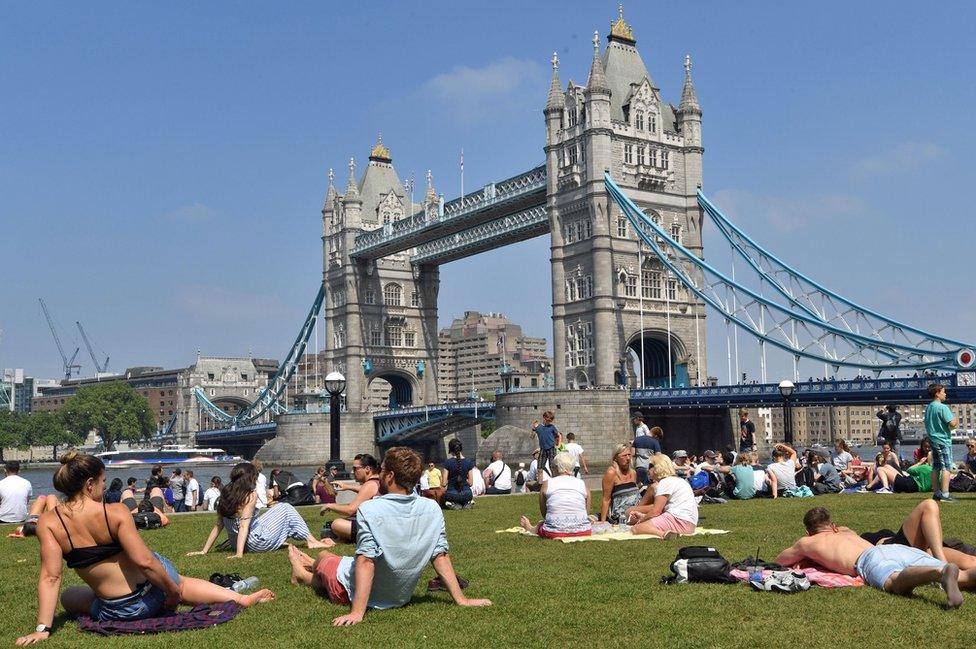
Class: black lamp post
778,379,795,445
325,371,346,476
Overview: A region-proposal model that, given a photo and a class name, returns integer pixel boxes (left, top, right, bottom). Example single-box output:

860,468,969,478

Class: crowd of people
2,382,974,641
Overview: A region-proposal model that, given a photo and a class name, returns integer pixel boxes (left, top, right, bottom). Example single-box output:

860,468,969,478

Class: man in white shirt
253,459,269,509
633,413,650,437
564,433,588,477
184,470,200,511
0,461,33,523
483,451,512,495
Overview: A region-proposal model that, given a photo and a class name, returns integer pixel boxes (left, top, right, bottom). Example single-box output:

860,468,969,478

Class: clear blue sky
2,1,974,383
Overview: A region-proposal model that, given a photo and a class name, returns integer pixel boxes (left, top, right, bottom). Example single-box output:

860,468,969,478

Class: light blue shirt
336,493,449,610
924,400,954,447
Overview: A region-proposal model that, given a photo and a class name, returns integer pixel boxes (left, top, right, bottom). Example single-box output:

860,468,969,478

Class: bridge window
625,275,637,297
411,291,419,307
649,148,658,167
567,145,577,166
662,150,669,169
568,108,577,127
385,323,402,347
670,223,681,244
635,109,644,130
383,283,402,306
404,331,415,347
369,330,382,346
643,271,662,299
638,145,646,166
365,289,375,305
617,215,628,238
207,374,214,381
650,113,657,133
566,279,576,302
624,144,633,165
666,277,677,301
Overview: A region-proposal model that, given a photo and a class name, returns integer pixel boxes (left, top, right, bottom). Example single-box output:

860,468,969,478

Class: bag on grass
133,512,163,530
282,484,316,506
662,546,737,585
949,472,976,493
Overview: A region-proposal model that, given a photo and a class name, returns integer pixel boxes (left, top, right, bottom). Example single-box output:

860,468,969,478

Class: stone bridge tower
321,139,441,413
546,8,707,390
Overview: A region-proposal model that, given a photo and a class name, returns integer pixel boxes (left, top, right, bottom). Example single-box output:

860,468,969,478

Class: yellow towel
495,527,729,543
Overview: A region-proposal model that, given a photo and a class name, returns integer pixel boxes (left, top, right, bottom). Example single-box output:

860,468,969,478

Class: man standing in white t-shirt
564,433,588,477
184,470,200,511
253,459,269,509
0,461,33,523
633,413,650,437
483,450,512,495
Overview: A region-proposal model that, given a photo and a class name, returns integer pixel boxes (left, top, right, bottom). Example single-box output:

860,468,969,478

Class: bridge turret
342,157,363,229
677,54,703,192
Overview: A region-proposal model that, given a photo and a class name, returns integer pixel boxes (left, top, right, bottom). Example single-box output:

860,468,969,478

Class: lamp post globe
778,380,795,398
324,371,346,476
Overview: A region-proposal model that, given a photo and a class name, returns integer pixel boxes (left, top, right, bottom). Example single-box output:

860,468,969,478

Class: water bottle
231,576,259,593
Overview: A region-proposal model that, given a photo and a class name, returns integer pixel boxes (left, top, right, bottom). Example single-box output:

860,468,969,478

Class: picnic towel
496,526,730,543
730,567,863,588
77,602,242,636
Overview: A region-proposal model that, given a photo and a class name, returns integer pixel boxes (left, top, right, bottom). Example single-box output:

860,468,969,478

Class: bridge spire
586,31,610,93
344,157,359,198
545,51,563,112
425,169,438,203
608,3,636,44
679,54,701,114
324,167,337,204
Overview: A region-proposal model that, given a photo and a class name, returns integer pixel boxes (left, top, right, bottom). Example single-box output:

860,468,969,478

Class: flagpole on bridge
460,148,464,197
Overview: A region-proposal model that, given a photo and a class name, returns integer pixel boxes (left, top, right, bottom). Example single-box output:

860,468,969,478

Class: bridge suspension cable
605,173,973,372
193,283,326,426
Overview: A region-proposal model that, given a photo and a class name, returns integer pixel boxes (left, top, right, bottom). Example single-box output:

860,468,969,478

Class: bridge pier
254,412,376,466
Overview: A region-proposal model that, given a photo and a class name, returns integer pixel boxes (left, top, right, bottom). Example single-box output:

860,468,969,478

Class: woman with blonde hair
518,452,592,539
599,443,641,524
625,454,698,537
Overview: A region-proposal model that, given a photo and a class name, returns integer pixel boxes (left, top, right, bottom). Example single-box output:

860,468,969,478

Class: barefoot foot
240,588,276,607
662,531,679,541
941,564,963,609
519,515,535,533
308,537,336,549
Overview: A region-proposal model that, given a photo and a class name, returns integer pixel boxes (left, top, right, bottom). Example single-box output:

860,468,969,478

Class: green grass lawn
2,493,975,649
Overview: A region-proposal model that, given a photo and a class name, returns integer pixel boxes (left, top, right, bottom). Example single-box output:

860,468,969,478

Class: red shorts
536,522,592,540
313,554,351,605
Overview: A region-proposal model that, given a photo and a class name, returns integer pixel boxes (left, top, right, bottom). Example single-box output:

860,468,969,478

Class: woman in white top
470,463,486,497
626,454,698,537
203,476,222,511
518,453,592,539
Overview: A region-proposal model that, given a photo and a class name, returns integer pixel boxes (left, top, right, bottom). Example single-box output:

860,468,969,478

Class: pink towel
731,567,864,588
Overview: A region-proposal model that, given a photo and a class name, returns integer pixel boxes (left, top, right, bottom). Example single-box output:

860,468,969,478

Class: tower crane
76,321,110,374
38,298,81,381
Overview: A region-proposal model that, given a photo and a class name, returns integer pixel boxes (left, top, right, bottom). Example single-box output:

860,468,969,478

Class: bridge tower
321,139,441,413
546,8,707,389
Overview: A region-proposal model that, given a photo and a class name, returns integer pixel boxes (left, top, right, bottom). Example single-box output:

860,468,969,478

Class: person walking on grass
531,411,558,482
286,446,491,626
169,468,186,513
564,433,589,478
15,453,274,645
184,470,199,512
925,383,958,502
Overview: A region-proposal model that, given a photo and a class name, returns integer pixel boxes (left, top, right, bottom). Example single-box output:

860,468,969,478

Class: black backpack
949,472,976,493
133,512,163,530
663,546,737,584
282,484,316,506
515,471,526,487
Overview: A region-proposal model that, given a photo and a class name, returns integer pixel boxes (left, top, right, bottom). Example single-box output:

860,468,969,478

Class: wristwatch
35,624,52,634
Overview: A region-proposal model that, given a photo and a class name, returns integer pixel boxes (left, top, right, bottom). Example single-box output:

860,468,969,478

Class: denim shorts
90,552,181,621
931,443,953,473
855,545,944,591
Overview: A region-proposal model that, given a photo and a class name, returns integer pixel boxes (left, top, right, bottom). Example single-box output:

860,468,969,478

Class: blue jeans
90,552,181,621
931,443,953,494
443,487,472,505
173,500,187,513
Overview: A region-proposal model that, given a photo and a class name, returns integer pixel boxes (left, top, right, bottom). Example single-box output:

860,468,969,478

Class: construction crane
38,298,81,381
76,321,110,374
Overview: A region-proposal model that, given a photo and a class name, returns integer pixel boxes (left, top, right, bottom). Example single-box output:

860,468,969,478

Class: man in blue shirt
287,447,492,625
924,383,958,502
531,410,558,481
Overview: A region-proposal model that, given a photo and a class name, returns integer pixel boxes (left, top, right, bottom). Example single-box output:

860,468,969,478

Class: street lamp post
778,379,795,445
325,371,346,476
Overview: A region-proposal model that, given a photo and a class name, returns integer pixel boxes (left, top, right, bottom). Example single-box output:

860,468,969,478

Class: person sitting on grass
775,507,972,608
728,451,757,500
7,495,59,538
15,452,275,646
868,456,932,494
860,500,976,572
286,446,492,627
188,462,331,558
913,438,932,465
811,453,844,494
320,454,381,541
958,439,976,476
518,452,592,539
599,443,641,524
482,450,512,495
120,478,139,513
879,442,900,470
765,444,800,498
441,439,476,510
624,454,698,538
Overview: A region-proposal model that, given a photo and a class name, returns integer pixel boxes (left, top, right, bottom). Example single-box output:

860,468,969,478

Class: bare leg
288,544,315,586
60,586,96,617
518,515,538,534
956,567,976,591
900,499,948,562
877,465,898,489
329,518,354,543
178,575,275,607
944,548,976,571
631,520,679,539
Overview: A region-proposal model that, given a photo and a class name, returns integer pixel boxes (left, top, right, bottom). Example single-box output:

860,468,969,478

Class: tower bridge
185,8,975,461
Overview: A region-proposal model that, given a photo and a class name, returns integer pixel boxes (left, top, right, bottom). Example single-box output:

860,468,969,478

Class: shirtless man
776,507,968,608
319,453,380,543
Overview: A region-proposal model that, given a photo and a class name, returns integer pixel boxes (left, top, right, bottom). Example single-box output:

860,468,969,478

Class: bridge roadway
192,374,975,449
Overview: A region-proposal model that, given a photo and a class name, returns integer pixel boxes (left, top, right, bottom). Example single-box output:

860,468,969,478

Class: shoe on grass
444,502,462,510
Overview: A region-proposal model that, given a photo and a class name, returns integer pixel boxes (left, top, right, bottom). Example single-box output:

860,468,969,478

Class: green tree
25,411,82,461
0,409,24,461
60,381,155,451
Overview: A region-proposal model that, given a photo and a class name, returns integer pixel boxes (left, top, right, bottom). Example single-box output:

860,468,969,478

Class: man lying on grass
776,507,975,609
288,446,492,626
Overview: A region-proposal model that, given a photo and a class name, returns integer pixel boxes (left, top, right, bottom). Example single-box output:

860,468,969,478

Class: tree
60,381,155,451
24,411,82,460
0,409,24,462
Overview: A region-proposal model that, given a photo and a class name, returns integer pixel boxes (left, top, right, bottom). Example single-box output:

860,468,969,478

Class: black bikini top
54,502,124,569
